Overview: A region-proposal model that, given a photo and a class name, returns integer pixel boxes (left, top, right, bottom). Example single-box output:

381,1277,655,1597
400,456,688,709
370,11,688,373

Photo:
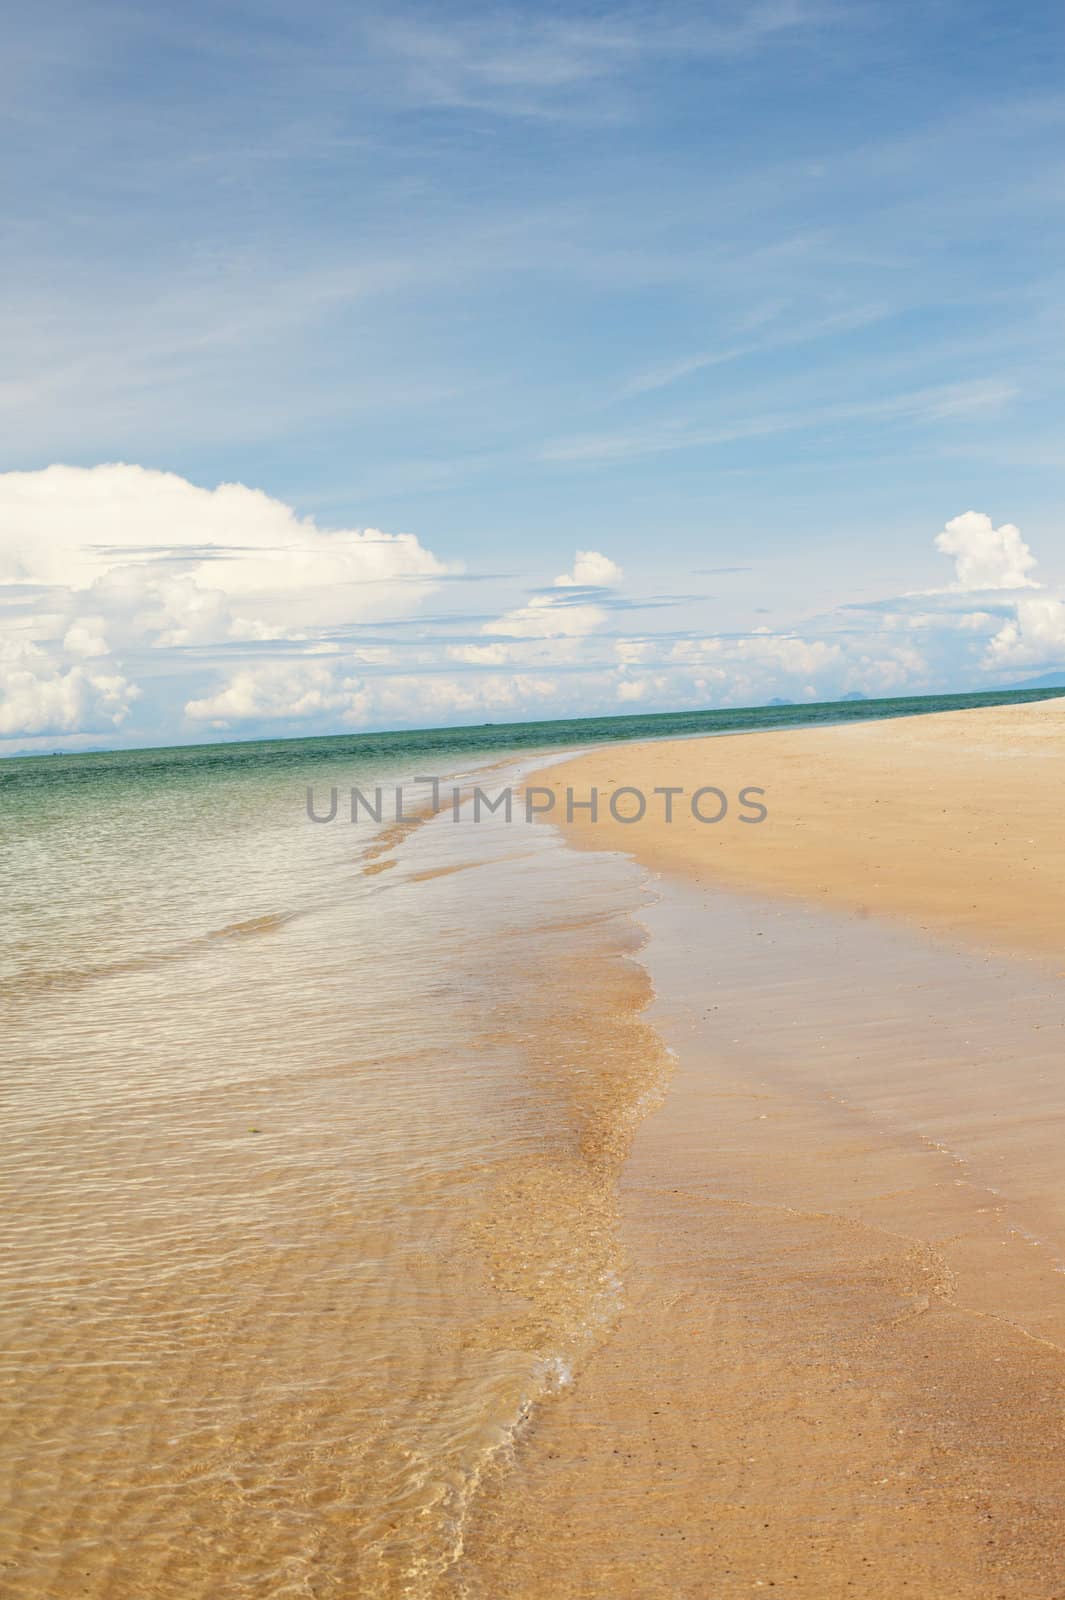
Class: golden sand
449,698,1065,1597
538,694,1065,959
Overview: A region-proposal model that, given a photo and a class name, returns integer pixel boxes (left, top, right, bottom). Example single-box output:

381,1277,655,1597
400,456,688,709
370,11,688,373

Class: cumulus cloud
185,658,562,729
615,638,654,665
648,628,929,705
0,463,453,742
5,474,1062,749
0,463,450,641
0,637,139,736
848,512,1063,683
672,632,846,679
446,642,512,665
171,506,1063,728
934,511,1038,591
846,644,928,694
62,617,110,658
554,549,623,587
484,548,622,638
186,662,369,726
616,672,673,703
923,511,1065,673
984,596,1065,669
486,594,608,638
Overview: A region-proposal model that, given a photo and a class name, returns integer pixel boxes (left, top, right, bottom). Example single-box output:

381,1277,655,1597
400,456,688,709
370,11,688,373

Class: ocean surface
1,686,1062,1598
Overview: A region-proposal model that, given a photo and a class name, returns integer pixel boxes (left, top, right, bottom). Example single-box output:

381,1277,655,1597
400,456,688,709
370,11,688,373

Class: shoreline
451,698,1065,1596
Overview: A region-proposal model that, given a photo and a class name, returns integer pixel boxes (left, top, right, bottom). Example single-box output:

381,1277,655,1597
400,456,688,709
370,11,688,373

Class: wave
1,909,299,997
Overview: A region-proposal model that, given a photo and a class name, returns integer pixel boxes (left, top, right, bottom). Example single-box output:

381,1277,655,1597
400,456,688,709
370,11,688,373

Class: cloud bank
2,468,1062,751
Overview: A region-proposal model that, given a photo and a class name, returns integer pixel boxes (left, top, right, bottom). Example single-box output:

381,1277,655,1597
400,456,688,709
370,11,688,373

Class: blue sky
3,1,1065,749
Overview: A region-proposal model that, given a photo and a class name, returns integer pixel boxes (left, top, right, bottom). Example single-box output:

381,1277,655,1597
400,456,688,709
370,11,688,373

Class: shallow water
0,744,666,1598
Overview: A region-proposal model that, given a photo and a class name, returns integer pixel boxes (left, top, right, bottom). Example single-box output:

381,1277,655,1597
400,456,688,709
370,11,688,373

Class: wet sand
450,699,1065,1597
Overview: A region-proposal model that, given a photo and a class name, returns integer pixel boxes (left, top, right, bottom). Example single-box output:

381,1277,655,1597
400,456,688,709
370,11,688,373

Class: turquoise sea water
4,685,1063,794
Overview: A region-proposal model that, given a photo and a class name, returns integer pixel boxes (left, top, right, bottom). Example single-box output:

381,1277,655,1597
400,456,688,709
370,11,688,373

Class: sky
3,0,1065,751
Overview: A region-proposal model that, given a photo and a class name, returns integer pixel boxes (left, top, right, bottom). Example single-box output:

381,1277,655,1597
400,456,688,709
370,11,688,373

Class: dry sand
539,694,1065,961
450,697,1065,1599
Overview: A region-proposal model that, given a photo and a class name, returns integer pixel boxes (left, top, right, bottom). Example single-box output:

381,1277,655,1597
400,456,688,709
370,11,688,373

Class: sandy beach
541,694,1065,961
450,697,1065,1598
7,699,1065,1600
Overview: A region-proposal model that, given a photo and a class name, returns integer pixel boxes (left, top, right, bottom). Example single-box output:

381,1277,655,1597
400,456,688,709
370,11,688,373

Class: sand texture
449,700,1065,1597
537,695,1065,960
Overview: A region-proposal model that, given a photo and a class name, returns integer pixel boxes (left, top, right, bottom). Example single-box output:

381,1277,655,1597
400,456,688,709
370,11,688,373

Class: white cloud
481,547,622,638
0,637,139,736
4,475,1058,748
0,463,453,740
918,510,1065,672
673,633,845,678
934,511,1038,591
846,512,1063,684
616,672,671,703
846,644,928,694
614,638,653,664
659,629,929,705
185,662,370,727
62,617,110,658
185,658,562,728
984,596,1065,669
446,642,512,665
486,594,607,638
554,549,623,587
0,463,450,640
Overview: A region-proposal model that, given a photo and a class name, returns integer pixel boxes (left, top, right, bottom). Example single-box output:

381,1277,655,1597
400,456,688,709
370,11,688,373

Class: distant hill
767,696,794,706
1008,670,1065,690
841,691,867,701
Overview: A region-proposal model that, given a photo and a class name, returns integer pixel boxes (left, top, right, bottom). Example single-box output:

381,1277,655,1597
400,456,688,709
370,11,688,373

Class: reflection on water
0,748,667,1598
